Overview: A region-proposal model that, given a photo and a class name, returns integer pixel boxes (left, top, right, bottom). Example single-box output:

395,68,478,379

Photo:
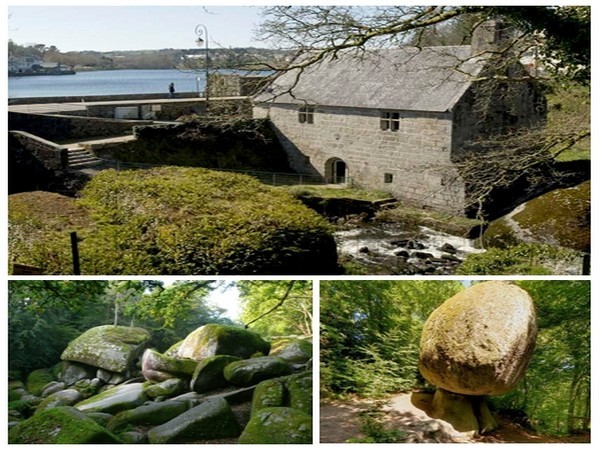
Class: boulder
482,181,590,252
75,382,148,414
61,361,97,386
287,371,313,415
147,398,240,444
251,371,312,416
176,324,270,361
145,378,187,399
269,338,312,364
36,389,84,413
238,407,312,444
141,348,198,383
41,381,66,397
419,281,537,396
61,325,151,374
107,400,190,432
224,356,292,387
26,368,55,396
190,355,241,393
9,406,121,444
251,379,286,416
120,431,147,444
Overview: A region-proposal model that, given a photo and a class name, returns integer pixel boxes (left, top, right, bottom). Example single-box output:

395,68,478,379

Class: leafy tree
8,280,231,375
259,6,589,85
8,281,109,377
238,280,313,337
320,280,463,397
492,280,591,435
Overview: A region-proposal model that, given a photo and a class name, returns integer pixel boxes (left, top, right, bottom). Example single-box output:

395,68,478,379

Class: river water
8,69,209,99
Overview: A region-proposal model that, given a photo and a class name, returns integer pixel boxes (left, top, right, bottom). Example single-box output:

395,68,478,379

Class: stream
335,223,485,275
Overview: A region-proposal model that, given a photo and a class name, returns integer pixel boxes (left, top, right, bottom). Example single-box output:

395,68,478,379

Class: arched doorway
326,158,348,184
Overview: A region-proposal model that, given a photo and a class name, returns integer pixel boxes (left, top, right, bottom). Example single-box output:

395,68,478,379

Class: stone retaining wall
10,131,68,171
8,111,151,141
8,92,202,105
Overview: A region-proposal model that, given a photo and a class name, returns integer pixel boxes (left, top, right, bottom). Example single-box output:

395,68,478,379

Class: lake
8,69,209,99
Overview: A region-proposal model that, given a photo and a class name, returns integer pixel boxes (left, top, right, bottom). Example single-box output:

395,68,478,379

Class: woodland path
320,393,590,444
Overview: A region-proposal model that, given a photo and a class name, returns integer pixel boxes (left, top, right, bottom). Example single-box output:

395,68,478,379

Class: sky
7,4,267,52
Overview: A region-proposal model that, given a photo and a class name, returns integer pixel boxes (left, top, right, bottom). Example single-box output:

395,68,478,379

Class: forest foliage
320,280,590,436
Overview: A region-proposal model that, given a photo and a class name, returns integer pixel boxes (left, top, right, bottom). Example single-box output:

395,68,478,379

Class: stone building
254,21,546,216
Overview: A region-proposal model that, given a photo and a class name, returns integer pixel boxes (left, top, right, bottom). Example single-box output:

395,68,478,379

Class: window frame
298,105,315,124
380,111,400,131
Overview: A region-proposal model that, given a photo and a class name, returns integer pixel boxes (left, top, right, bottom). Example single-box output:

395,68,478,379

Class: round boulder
419,281,537,396
61,325,151,374
176,324,270,361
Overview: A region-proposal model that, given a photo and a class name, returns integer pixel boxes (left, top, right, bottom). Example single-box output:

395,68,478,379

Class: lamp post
195,24,210,110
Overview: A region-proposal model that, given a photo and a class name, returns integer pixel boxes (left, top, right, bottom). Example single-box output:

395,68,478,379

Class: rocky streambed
8,324,313,444
335,223,484,275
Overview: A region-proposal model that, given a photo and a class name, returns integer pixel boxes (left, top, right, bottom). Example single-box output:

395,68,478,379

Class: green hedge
9,167,338,275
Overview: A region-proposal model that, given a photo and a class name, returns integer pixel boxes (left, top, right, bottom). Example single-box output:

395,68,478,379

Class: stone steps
67,145,105,169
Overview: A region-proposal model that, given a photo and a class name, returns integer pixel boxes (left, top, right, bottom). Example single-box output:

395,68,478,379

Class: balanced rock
176,324,270,361
419,281,537,396
61,325,151,374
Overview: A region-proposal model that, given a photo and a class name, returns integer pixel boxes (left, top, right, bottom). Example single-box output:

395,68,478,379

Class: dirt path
320,393,591,444
319,397,373,443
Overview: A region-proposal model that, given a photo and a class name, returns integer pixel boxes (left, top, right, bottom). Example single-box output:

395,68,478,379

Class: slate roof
256,46,487,112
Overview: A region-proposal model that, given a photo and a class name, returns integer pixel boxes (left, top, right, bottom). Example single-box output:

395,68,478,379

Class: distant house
254,20,546,216
8,55,44,73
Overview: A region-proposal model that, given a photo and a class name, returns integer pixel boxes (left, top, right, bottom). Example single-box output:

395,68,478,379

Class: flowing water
335,223,485,274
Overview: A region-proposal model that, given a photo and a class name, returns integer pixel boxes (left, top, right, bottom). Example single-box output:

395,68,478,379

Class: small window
380,111,400,131
384,173,394,184
299,105,315,124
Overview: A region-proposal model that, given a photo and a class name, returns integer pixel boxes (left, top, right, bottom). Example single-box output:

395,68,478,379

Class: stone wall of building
255,104,466,214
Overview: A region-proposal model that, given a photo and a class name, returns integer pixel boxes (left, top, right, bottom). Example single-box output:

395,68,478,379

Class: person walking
168,82,175,98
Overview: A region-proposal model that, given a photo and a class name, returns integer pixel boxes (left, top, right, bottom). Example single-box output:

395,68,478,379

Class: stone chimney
471,19,517,57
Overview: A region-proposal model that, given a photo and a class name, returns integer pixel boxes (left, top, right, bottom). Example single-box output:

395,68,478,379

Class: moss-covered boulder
190,355,241,393
251,378,286,416
419,281,537,396
482,181,590,252
224,356,292,387
176,324,270,361
141,348,198,382
238,407,312,444
287,371,312,415
251,371,312,416
269,338,312,364
36,389,84,413
147,397,240,444
75,382,148,414
8,406,121,444
145,377,187,398
107,400,190,432
26,368,55,396
61,325,151,374
9,167,339,275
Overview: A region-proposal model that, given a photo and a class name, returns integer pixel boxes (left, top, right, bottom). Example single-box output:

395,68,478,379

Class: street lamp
195,24,210,109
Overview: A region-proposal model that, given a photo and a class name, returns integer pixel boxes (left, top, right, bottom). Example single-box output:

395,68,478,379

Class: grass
546,85,590,161
284,185,393,202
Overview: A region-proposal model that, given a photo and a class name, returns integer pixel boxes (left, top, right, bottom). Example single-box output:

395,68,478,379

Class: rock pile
9,324,313,444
